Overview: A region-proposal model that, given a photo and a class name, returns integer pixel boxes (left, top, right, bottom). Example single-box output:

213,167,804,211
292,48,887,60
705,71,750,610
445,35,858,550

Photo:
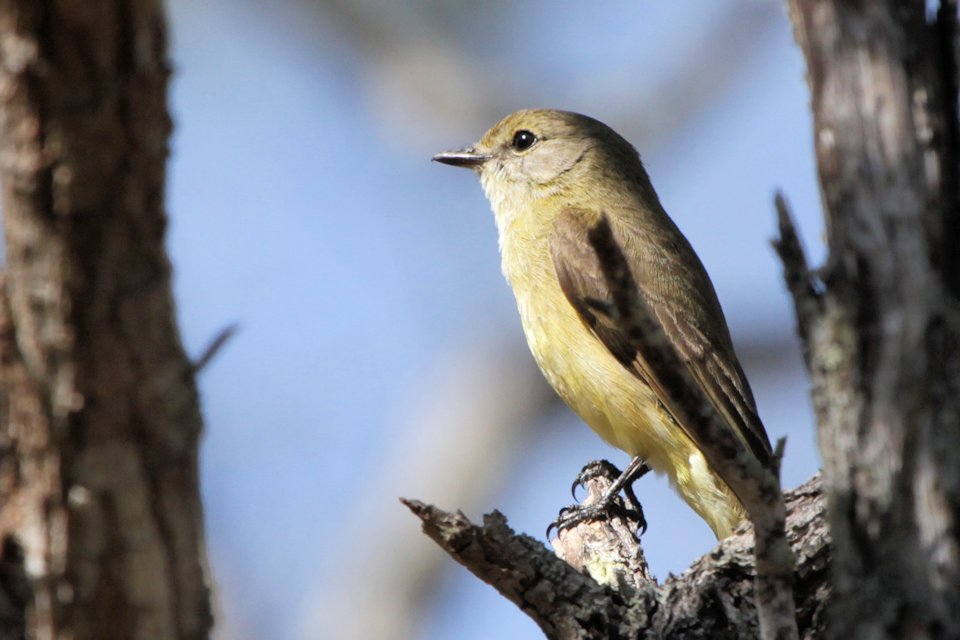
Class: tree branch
403,497,653,639
771,192,823,372
407,476,827,639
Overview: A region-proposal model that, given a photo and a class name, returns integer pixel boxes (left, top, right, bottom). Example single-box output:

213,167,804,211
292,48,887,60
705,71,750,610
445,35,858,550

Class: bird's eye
511,130,537,151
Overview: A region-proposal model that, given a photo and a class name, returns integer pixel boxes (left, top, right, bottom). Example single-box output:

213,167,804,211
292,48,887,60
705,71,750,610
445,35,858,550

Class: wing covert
549,207,772,466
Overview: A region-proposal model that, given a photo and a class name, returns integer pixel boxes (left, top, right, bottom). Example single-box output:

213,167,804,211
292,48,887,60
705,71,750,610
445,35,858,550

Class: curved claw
570,477,583,501
571,459,618,501
547,506,577,538
547,505,591,539
545,521,558,539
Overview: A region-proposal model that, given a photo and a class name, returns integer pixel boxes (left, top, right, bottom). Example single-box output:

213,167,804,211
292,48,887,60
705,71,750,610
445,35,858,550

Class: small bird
433,109,771,539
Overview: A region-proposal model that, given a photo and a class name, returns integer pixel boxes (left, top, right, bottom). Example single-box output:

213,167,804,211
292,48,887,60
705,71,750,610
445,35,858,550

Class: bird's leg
613,456,650,520
548,456,650,538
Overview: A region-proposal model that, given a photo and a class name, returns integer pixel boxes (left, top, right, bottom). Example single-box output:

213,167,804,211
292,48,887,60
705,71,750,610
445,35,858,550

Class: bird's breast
500,232,666,456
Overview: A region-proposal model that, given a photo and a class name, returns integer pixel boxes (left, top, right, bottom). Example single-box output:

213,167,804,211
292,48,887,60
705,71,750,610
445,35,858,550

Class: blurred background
162,0,825,638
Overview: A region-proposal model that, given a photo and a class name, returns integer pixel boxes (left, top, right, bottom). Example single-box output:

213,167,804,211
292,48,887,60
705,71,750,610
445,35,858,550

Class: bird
433,109,772,539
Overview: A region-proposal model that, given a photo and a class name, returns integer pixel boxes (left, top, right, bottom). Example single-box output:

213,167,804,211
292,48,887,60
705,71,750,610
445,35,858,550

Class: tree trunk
0,1,212,639
784,1,960,637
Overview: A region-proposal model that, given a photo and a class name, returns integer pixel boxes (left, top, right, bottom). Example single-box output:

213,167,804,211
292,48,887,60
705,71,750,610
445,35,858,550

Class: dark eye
511,130,537,151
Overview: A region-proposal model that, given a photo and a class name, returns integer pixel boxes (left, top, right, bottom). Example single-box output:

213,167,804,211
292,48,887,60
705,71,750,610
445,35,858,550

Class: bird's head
433,109,643,223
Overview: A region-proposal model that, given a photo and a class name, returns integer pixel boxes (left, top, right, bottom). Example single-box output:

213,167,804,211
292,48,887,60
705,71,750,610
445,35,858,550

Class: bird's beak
432,146,491,168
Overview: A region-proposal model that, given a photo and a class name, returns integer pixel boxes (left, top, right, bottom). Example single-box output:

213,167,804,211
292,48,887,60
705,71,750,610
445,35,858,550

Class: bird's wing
549,207,772,466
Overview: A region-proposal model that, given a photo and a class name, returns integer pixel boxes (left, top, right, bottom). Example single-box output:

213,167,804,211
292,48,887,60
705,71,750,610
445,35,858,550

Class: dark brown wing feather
550,207,772,465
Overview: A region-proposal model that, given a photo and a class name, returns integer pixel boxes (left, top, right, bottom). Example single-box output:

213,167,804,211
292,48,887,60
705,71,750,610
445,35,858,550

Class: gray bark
782,1,960,637
406,475,827,639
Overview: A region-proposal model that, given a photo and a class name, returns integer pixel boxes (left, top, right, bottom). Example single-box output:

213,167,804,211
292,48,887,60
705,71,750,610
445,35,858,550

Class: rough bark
406,475,827,640
0,1,212,639
780,1,960,637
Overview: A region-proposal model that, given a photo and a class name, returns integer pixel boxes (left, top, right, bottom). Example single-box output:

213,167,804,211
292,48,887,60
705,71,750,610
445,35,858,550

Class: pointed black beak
432,147,491,168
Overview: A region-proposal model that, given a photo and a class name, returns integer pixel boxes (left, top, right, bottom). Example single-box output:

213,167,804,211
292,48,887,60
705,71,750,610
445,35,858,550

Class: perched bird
433,109,771,539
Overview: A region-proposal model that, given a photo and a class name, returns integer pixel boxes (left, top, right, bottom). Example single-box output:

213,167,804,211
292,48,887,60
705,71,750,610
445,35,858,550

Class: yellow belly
511,265,745,539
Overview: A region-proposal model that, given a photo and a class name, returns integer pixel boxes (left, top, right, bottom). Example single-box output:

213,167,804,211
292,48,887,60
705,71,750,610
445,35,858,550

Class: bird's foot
548,496,644,538
570,459,625,500
547,457,650,538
